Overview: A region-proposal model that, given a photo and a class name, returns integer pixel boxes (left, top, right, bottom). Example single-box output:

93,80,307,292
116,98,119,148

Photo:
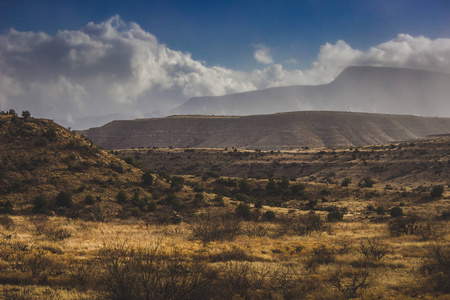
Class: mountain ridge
171,66,450,117
81,111,450,150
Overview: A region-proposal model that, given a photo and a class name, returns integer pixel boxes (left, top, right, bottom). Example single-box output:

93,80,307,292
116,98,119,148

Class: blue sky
2,0,450,70
2,0,450,128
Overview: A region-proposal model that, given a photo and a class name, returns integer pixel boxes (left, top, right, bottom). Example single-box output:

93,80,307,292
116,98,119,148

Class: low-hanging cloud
1,16,450,128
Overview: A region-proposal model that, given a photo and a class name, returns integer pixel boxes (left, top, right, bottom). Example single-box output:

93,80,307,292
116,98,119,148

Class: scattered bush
329,266,372,298
359,237,388,262
235,203,251,219
278,212,328,236
55,191,73,208
33,195,50,213
142,171,153,186
358,177,374,188
327,207,344,222
116,190,127,205
85,194,95,205
390,206,403,218
191,210,241,243
421,242,450,293
388,215,421,237
170,176,185,191
430,185,444,198
341,177,352,187
0,215,14,229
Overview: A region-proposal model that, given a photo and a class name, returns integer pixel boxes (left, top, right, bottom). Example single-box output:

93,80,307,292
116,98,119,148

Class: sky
1,0,450,128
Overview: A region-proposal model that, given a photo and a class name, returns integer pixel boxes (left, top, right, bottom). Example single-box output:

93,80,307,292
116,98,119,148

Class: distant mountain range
170,66,450,117
81,111,450,150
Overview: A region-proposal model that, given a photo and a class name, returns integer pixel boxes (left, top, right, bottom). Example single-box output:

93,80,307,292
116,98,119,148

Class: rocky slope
81,111,450,150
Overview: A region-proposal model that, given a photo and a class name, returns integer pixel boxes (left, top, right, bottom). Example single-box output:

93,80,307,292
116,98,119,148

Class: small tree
21,110,31,118
142,171,153,186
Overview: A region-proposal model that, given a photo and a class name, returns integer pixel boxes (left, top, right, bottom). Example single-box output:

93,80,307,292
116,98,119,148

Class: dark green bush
390,206,403,218
33,194,50,213
236,203,251,219
55,191,73,208
85,194,95,205
116,190,128,205
327,207,344,222
431,185,444,198
142,171,153,186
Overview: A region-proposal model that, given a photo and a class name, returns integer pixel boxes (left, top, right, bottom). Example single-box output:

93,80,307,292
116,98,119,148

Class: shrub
358,177,374,188
430,185,444,198
142,171,154,186
148,201,157,212
21,110,31,118
1,200,13,214
170,176,185,191
341,177,352,187
191,210,241,243
55,191,73,208
116,190,127,205
306,245,336,270
263,210,276,221
279,211,328,236
33,194,50,213
421,242,450,293
193,193,205,207
238,178,251,195
390,206,403,218
235,203,251,219
85,194,95,205
327,207,344,222
388,215,421,236
329,266,372,298
291,183,306,196
220,262,269,298
359,237,388,262
0,215,14,229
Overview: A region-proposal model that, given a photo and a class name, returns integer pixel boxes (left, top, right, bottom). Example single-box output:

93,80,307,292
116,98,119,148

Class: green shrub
431,185,444,198
85,194,95,205
33,194,50,213
116,190,128,205
341,177,352,187
263,210,275,221
55,191,73,208
142,171,153,186
170,176,185,191
390,206,403,218
235,203,251,219
327,207,344,222
358,177,374,188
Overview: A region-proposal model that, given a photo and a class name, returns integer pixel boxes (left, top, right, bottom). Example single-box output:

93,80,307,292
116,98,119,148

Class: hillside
171,66,450,117
0,114,208,219
81,111,450,150
117,135,450,190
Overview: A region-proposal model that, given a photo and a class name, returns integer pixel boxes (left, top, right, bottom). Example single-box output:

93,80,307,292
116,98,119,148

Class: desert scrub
191,209,241,243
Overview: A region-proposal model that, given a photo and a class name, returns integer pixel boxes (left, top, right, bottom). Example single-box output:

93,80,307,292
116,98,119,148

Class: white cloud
253,44,274,64
1,16,450,128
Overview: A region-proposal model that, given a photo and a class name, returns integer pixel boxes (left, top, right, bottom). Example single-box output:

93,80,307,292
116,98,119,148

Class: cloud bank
2,16,450,128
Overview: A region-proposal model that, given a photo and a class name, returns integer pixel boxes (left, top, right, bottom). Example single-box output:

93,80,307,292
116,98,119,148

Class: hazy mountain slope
81,111,450,150
170,66,450,117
